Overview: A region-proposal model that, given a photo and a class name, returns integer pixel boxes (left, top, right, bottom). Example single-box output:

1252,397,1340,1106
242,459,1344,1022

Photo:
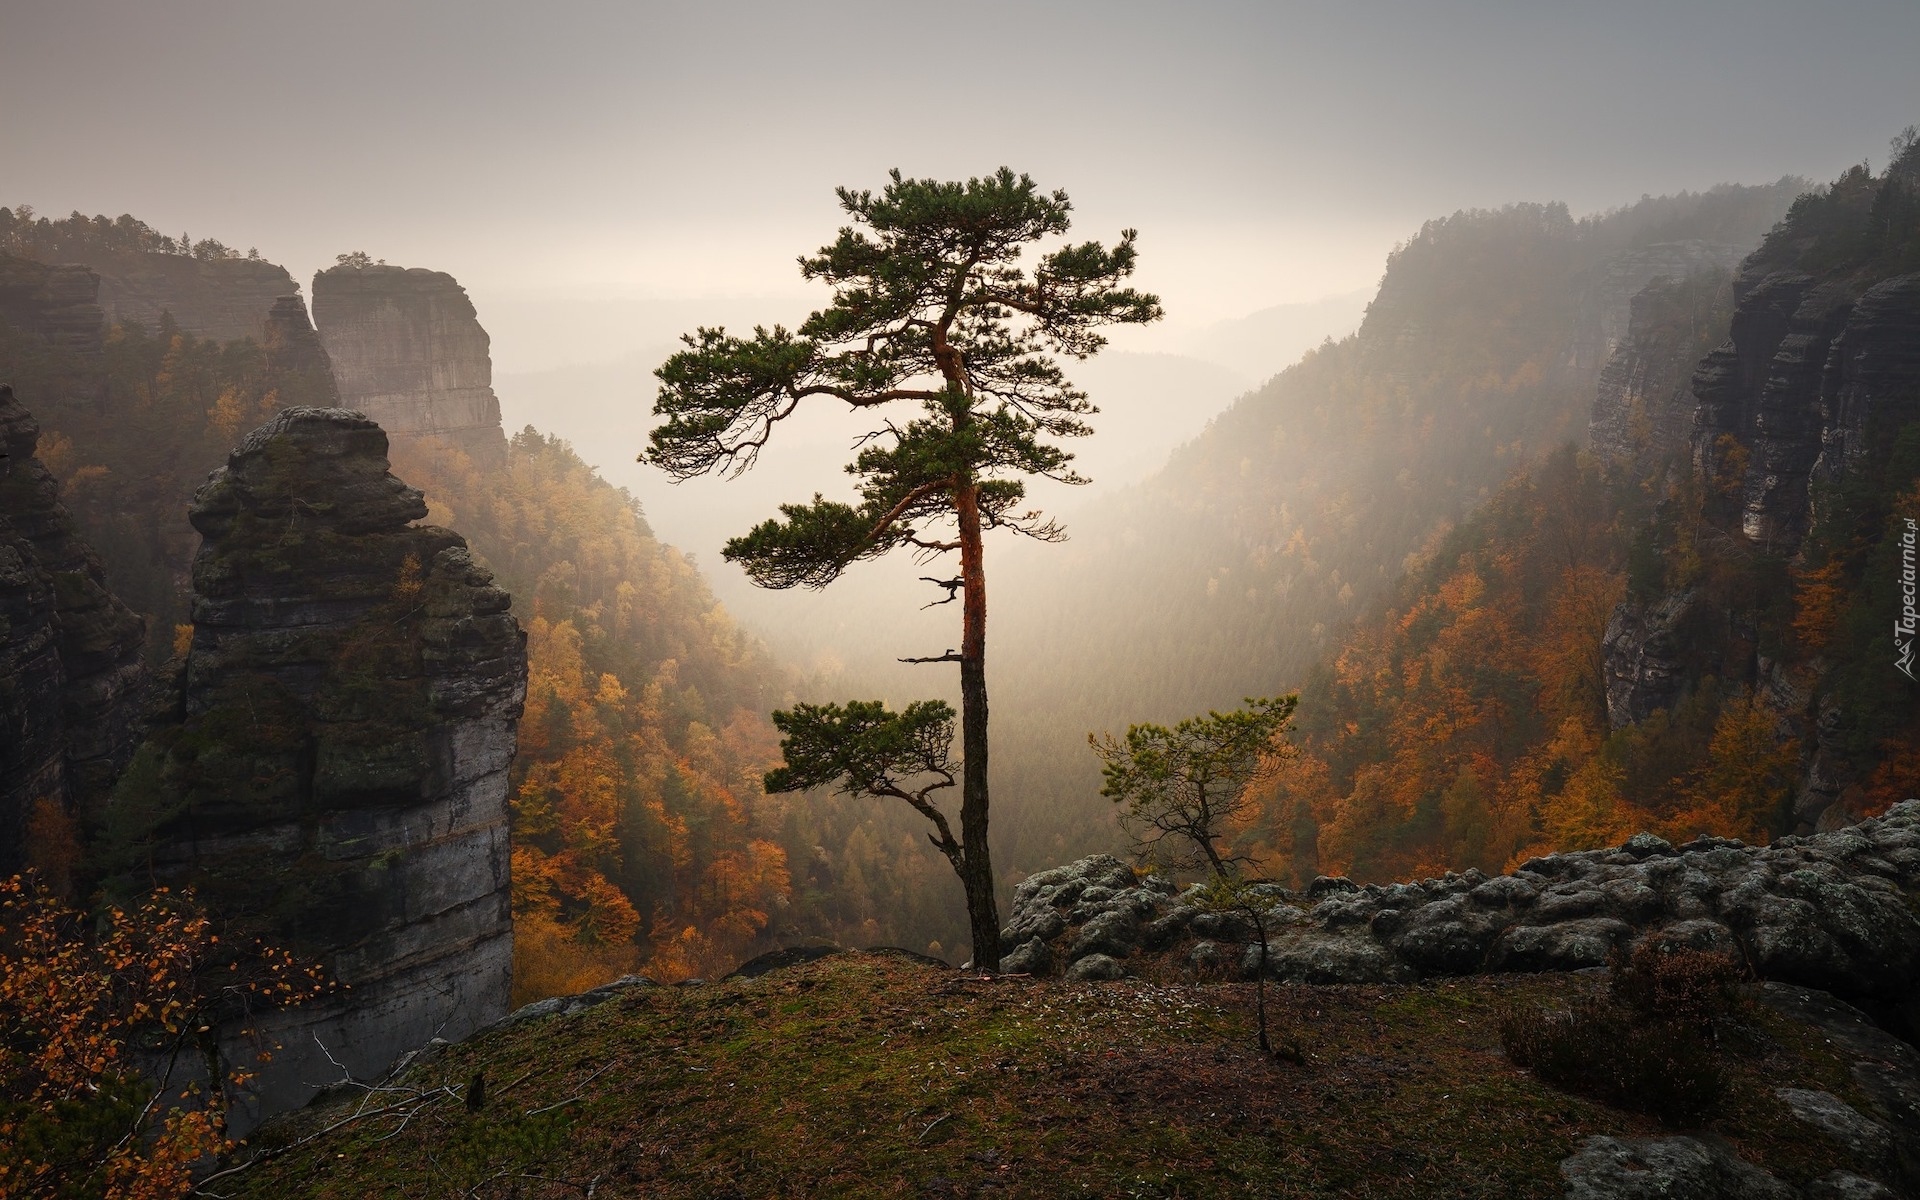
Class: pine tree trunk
955,482,1000,970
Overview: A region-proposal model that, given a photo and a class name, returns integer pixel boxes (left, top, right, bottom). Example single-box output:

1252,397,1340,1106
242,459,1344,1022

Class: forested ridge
4,154,1909,996
986,180,1806,881
1227,145,1920,884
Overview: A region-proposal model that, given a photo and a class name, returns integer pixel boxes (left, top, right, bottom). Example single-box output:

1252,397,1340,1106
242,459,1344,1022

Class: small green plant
1500,940,1744,1127
1090,696,1296,876
1190,876,1301,1062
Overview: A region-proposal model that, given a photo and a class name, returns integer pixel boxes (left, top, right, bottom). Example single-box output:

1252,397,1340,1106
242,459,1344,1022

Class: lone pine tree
644,168,1159,969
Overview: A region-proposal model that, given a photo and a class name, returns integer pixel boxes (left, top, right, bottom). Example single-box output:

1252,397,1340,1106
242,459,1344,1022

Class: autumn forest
6,133,1920,1004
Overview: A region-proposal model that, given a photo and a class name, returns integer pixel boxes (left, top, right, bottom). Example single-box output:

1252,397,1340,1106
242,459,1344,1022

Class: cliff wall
80,252,295,344
1689,163,1920,553
311,265,507,463
0,385,147,873
1570,240,1748,375
1588,268,1736,471
0,255,105,359
120,407,524,1131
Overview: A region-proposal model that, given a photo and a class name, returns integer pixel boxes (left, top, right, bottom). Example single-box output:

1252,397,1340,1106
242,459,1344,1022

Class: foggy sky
5,0,1919,373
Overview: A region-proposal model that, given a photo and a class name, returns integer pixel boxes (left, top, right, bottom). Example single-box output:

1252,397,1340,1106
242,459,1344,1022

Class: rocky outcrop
80,252,296,344
260,295,339,408
1600,589,1706,729
0,254,105,358
1572,240,1748,375
1559,1134,1801,1200
1559,982,1920,1199
311,265,507,463
0,385,147,872
122,406,525,1131
1003,800,1920,1028
1692,267,1920,550
1588,270,1733,470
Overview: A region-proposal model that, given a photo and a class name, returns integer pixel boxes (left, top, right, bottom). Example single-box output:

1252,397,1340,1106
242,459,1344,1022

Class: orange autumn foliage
0,876,328,1200
390,427,997,1001
1259,448,1807,886
381,433,803,1003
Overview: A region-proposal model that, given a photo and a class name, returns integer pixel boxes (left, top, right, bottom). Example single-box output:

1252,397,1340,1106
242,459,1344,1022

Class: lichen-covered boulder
1559,1135,1797,1200
1065,954,1126,982
996,803,1920,1025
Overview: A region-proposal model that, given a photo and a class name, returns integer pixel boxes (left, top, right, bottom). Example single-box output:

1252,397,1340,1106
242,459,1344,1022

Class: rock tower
311,265,508,464
125,406,525,1130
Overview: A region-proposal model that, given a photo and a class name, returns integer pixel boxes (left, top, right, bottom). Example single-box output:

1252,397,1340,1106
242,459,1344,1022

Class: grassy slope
227,954,1881,1199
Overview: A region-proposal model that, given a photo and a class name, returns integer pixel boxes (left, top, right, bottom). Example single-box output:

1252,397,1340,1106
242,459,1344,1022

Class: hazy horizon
8,0,1919,377
8,0,1920,657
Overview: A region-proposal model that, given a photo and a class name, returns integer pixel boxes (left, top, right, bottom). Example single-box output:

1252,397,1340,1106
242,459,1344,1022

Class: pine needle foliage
644,169,1159,968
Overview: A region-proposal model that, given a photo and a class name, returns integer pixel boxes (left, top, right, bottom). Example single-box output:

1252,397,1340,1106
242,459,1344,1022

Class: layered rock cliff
1588,268,1736,471
311,265,507,463
1689,154,1920,551
80,252,296,344
118,407,525,1130
1809,273,1920,496
0,254,105,359
0,385,147,874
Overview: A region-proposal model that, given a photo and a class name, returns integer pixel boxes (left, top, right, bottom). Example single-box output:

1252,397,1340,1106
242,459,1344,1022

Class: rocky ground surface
996,801,1920,1030
222,944,1919,1199
1555,981,1919,1198
235,803,1920,1198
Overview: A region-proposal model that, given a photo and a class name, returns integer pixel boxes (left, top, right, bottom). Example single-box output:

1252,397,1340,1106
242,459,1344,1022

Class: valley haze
4,2,1920,1196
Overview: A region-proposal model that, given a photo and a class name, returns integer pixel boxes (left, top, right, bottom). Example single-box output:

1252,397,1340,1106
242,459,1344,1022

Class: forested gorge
3,142,1915,1008
1226,144,1920,885
0,210,969,1004
987,180,1806,878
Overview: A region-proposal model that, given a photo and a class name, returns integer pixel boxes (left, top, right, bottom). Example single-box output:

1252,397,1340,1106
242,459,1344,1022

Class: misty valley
4,72,1920,1200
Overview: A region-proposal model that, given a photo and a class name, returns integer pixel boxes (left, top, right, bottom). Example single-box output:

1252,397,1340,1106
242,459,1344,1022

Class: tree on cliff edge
643,169,1159,968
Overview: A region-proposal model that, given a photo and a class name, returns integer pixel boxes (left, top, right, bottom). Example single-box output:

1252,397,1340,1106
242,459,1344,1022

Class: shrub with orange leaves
0,875,329,1199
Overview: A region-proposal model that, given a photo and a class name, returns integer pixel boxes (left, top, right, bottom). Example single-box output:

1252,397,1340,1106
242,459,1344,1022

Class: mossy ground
224,953,1881,1198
